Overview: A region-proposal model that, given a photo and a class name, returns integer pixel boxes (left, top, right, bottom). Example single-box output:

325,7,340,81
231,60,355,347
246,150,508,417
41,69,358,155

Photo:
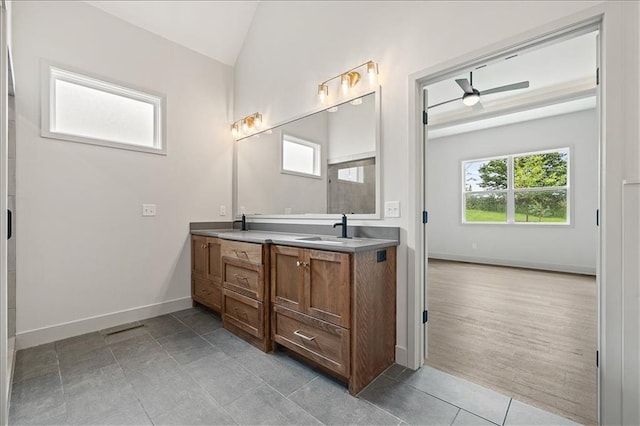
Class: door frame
407,3,628,425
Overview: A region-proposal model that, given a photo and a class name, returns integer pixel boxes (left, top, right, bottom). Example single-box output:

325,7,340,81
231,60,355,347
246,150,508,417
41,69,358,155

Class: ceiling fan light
462,92,480,106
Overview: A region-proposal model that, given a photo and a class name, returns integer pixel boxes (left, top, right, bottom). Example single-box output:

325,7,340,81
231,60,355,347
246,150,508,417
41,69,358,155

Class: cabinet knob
296,260,302,267
296,260,308,267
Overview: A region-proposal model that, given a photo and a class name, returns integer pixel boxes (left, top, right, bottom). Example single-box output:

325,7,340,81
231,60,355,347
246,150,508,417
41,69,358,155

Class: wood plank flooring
426,259,597,425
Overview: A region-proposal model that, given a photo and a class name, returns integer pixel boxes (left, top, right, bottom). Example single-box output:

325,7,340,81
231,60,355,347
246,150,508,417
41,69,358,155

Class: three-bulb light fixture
317,60,378,104
230,112,263,138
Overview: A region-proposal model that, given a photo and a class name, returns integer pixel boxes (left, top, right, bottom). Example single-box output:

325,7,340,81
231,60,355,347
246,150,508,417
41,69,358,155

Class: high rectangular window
462,148,569,224
281,134,321,178
41,62,165,154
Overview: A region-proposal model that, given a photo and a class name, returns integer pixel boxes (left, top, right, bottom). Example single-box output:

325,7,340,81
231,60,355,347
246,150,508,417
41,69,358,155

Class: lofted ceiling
426,30,598,136
85,1,259,66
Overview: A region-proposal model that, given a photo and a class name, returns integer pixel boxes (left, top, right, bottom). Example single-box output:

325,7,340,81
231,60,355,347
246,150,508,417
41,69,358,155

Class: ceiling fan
428,72,530,110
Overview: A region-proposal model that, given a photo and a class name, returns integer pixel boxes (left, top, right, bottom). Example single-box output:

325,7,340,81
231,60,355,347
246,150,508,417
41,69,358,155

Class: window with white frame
41,63,165,154
281,134,321,178
462,148,569,224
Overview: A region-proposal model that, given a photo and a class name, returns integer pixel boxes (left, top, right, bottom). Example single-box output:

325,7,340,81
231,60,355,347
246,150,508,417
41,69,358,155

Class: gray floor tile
201,328,259,359
453,409,499,426
171,307,223,335
55,332,105,355
151,394,236,425
63,364,147,425
13,343,59,383
58,346,116,381
183,351,264,406
235,349,318,396
124,356,206,418
360,375,459,425
225,384,322,425
10,412,69,426
109,332,169,369
382,363,408,380
141,314,190,338
289,375,401,425
400,366,510,424
156,329,216,365
9,372,66,425
504,400,580,426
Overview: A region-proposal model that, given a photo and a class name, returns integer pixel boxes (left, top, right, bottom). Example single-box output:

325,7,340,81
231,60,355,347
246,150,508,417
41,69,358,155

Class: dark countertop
190,229,398,253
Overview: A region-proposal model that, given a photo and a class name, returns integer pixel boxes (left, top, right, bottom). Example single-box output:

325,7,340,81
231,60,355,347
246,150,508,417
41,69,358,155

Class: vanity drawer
273,304,350,378
223,289,264,339
222,257,264,301
222,240,263,264
193,277,222,312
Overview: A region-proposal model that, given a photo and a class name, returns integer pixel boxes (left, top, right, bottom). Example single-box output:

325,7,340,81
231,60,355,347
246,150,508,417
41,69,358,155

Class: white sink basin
296,236,351,244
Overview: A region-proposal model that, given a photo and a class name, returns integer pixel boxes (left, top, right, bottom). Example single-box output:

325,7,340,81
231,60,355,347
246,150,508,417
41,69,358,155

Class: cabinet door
191,235,207,278
305,250,350,328
271,245,305,312
205,237,222,282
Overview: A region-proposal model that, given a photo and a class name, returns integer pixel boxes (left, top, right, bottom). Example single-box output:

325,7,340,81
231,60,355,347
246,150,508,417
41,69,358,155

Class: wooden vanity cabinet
191,235,222,313
221,240,271,352
271,244,396,395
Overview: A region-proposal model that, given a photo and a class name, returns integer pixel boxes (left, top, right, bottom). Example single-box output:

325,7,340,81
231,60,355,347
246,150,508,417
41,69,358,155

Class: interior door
422,87,429,361
0,3,9,423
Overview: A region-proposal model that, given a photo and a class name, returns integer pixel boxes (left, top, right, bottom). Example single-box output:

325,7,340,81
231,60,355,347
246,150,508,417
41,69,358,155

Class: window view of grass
463,150,569,224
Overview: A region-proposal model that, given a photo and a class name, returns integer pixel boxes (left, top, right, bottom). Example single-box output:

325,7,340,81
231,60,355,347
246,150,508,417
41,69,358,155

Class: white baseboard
428,253,596,276
16,297,193,350
395,345,408,367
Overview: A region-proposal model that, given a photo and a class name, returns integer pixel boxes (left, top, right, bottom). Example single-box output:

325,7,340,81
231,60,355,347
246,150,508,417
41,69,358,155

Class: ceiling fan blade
480,81,530,96
428,97,463,109
455,78,474,94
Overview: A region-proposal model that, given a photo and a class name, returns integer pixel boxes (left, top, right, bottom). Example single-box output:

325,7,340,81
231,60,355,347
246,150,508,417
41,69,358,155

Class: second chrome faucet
333,213,350,238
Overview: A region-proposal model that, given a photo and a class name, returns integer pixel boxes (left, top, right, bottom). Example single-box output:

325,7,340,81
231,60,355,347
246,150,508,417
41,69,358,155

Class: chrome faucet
233,214,247,231
333,213,350,238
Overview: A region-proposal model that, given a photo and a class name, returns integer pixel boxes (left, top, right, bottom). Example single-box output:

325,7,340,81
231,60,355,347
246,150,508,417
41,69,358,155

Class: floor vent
104,324,145,336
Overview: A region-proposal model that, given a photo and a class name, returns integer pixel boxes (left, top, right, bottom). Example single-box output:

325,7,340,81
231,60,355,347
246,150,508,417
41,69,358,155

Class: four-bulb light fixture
230,112,263,138
317,60,378,104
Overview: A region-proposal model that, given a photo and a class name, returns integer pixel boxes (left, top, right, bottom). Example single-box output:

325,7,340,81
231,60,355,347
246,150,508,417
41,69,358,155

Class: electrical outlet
219,205,226,216
472,242,478,249
384,201,400,218
142,204,156,217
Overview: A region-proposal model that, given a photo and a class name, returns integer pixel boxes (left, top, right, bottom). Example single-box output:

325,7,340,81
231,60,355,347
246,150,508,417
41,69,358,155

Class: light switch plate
142,204,156,217
384,201,400,218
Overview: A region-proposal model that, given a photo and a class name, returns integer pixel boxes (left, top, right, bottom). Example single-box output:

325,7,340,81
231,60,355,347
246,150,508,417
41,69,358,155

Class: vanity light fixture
317,60,378,103
230,112,263,137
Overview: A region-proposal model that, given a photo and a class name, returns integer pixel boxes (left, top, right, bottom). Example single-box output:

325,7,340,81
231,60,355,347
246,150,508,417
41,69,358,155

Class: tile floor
9,307,582,425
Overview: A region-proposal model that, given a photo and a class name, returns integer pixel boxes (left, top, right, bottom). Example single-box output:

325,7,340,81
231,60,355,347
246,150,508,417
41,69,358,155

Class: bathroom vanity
190,228,397,395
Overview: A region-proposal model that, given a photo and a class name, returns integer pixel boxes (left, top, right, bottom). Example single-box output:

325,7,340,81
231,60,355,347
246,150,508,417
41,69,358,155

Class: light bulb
462,92,480,106
241,119,249,133
367,61,378,83
231,123,239,137
318,84,328,103
254,113,262,128
341,74,350,93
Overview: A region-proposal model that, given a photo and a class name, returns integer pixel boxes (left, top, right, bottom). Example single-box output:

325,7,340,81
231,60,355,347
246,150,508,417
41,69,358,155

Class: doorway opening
421,25,600,425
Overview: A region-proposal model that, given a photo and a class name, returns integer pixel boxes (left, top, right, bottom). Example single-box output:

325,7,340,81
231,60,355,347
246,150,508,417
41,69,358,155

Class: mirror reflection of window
338,166,365,183
281,134,321,177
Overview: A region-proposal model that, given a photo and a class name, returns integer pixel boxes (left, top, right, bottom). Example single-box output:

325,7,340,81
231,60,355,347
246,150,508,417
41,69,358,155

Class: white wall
233,0,609,367
13,1,233,346
327,93,375,162
427,109,598,274
237,111,328,215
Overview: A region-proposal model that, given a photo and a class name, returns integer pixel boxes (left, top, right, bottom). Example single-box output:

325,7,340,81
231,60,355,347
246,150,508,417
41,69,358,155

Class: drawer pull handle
293,330,316,341
234,274,250,284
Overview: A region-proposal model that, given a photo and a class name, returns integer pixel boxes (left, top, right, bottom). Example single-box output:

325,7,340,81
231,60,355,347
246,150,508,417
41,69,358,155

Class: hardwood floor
426,259,597,425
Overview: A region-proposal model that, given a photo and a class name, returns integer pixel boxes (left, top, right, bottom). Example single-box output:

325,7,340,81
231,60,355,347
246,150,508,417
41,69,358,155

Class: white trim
428,253,596,276
15,297,192,350
395,345,408,366
40,59,167,156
